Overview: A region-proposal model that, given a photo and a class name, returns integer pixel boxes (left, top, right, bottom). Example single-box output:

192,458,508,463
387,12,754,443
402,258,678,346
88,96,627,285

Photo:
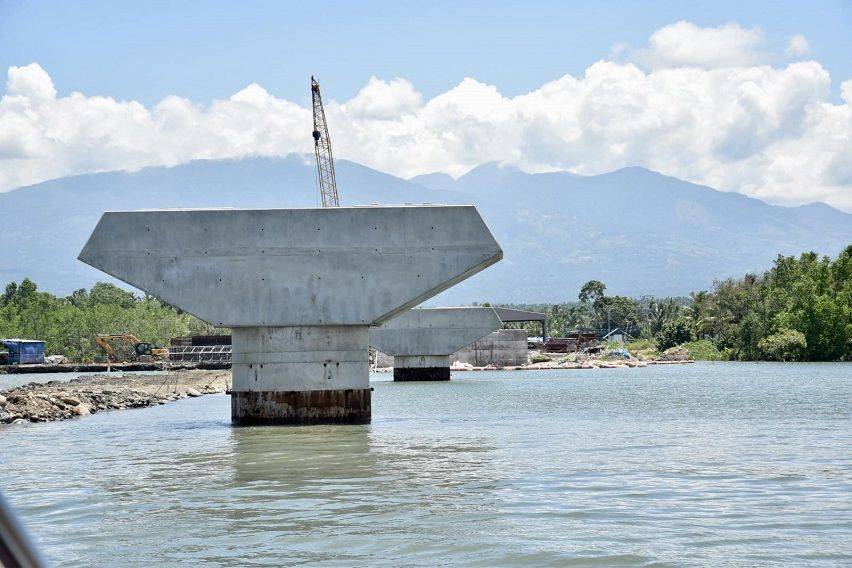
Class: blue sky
1,0,851,210
1,0,850,105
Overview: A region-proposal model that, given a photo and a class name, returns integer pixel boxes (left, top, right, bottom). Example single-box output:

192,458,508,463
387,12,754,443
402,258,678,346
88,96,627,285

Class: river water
1,362,850,566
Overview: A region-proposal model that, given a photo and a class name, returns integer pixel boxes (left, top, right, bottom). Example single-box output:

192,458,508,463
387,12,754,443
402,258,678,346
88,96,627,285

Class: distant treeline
2,246,849,363
495,245,852,362
0,280,219,362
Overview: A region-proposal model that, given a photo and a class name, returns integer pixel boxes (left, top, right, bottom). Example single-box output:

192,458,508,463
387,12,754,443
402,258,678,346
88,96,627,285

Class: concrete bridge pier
371,307,503,382
231,325,371,424
78,205,503,425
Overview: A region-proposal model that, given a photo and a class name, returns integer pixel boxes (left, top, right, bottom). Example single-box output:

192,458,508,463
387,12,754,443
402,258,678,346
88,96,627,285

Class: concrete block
453,329,529,366
78,206,502,327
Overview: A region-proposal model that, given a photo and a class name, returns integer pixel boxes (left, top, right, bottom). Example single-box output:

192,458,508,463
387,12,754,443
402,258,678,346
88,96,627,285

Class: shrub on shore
626,339,659,360
682,340,723,361
757,329,807,362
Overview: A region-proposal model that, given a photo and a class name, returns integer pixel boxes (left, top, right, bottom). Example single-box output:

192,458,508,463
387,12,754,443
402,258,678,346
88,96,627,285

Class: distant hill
409,172,456,191
1,155,850,304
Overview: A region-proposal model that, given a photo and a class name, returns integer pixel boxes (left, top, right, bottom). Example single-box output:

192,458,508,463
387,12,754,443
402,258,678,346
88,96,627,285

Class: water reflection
183,422,500,565
225,420,499,487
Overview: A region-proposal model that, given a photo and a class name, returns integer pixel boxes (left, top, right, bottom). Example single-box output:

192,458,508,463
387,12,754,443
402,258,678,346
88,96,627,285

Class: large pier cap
78,205,503,424
371,307,503,381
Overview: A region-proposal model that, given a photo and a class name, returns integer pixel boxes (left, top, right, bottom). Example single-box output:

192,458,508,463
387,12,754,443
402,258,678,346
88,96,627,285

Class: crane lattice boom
311,76,340,207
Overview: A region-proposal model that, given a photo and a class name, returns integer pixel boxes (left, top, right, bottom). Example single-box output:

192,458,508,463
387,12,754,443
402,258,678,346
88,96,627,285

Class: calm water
1,363,850,567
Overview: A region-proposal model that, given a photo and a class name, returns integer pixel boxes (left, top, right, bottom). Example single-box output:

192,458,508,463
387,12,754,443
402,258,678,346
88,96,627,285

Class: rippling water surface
2,362,850,566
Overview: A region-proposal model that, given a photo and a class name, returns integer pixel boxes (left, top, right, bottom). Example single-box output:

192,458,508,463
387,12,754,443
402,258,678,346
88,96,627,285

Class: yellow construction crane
311,76,340,207
95,334,169,362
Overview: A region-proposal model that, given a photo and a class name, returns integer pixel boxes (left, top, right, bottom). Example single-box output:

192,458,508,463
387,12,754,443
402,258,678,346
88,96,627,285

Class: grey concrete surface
370,307,502,359
394,355,451,369
453,329,529,366
78,206,502,327
232,325,369,391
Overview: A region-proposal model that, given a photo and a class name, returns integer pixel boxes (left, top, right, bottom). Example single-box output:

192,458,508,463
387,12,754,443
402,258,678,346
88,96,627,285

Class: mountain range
1,155,849,304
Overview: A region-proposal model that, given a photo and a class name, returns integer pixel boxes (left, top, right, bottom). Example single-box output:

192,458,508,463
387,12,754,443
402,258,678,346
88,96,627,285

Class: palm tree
646,298,682,335
684,291,715,339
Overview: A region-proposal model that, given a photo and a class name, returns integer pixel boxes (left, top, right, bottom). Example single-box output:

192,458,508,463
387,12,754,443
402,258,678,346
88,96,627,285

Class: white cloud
342,77,422,119
1,21,851,212
5,62,57,100
786,34,811,57
639,21,767,69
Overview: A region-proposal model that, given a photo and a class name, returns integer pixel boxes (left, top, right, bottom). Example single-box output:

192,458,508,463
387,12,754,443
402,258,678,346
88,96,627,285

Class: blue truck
0,339,46,365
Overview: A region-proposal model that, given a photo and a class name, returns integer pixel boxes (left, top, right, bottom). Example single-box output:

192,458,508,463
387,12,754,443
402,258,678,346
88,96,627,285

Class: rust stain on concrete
231,388,371,425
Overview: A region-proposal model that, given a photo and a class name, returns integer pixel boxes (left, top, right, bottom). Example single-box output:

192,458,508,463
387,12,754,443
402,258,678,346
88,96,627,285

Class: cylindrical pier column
393,355,451,382
231,325,370,424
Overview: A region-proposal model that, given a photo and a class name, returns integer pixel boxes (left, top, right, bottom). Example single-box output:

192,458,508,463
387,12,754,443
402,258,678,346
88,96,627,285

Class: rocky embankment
0,370,230,425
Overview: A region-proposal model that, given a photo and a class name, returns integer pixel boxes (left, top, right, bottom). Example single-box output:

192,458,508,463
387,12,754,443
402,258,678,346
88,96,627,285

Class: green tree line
497,245,851,362
0,279,219,362
690,246,852,361
3,246,849,363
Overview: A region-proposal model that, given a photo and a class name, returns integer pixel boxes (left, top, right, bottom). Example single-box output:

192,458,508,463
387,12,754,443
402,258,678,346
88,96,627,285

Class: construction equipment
95,334,168,362
311,76,340,207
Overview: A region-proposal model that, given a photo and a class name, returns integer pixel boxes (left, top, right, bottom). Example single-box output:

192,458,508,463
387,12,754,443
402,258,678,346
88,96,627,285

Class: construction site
0,77,691,424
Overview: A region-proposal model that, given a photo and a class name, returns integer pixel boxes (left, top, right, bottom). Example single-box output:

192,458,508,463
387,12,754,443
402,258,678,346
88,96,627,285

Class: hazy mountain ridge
2,156,849,303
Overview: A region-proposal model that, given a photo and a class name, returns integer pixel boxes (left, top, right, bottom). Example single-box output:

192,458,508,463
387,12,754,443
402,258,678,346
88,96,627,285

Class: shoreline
0,370,230,425
2,358,695,376
0,361,230,375
448,359,694,371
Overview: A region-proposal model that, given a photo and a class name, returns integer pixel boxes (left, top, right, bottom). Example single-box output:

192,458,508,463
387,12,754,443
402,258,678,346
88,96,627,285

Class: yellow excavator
95,334,169,362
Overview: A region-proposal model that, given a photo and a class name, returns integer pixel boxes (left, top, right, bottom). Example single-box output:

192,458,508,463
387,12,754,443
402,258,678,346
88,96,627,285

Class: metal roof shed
493,307,549,341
